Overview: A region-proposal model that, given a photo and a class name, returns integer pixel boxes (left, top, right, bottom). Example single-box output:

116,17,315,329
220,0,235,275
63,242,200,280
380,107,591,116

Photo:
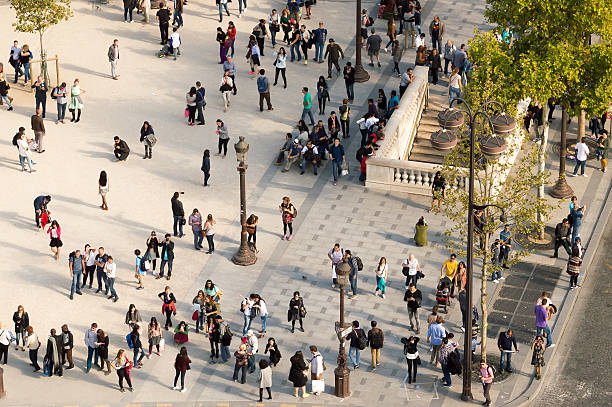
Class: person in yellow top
440,254,458,298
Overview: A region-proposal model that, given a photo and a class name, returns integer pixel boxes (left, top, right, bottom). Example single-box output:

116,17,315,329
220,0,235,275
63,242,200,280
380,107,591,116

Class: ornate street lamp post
432,99,516,401
354,0,369,83
334,260,352,398
231,136,257,266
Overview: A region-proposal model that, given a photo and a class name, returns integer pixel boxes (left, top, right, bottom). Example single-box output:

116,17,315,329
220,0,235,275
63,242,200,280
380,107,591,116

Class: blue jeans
106,277,118,299
219,3,229,20
449,86,461,106
345,83,354,101
349,273,357,295
96,269,107,292
261,315,268,333
196,311,205,331
571,224,581,244
441,362,451,385
23,62,30,83
500,351,512,371
271,30,277,46
134,345,145,364
15,327,26,347
242,314,252,336
349,346,360,367
173,10,183,26
491,265,502,281
290,43,302,61
70,272,82,296
238,0,247,13
19,155,34,172
573,159,586,175
536,325,552,347
173,215,184,236
160,259,173,277
124,7,133,21
86,346,98,371
332,160,342,181
193,230,203,249
315,42,324,62
221,345,230,362
302,156,318,175
1,95,12,107
57,102,66,121
432,38,442,54
301,108,315,125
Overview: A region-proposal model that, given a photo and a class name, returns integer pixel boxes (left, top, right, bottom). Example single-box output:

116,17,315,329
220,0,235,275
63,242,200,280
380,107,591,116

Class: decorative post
353,0,369,83
334,260,352,398
231,136,257,266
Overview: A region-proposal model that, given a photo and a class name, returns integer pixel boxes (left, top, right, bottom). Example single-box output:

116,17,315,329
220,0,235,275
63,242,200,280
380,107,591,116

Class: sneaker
303,393,310,399
172,386,179,390
582,174,588,177
180,388,186,393
493,279,499,283
499,277,506,280
460,327,465,332
282,234,286,240
548,343,556,348
288,234,293,240
382,294,385,299
570,173,577,177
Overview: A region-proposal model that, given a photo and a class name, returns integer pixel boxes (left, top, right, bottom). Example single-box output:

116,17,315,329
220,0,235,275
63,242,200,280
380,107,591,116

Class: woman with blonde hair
111,349,134,392
204,214,216,254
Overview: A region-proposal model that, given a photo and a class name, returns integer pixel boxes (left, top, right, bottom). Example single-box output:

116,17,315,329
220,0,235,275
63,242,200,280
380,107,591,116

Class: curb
503,177,612,407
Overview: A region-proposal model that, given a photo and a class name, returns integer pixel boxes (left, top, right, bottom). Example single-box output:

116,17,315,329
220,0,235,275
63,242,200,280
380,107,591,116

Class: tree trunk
537,104,550,238
578,110,585,143
39,31,50,87
480,233,490,364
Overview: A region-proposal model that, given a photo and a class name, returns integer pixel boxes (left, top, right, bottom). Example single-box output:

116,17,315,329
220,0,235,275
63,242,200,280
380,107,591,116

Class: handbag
311,379,325,393
191,310,199,321
416,356,422,365
184,108,189,118
299,306,307,318
417,270,425,279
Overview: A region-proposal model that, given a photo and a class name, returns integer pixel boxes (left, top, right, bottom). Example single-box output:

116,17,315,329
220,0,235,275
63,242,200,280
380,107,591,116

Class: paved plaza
0,0,610,406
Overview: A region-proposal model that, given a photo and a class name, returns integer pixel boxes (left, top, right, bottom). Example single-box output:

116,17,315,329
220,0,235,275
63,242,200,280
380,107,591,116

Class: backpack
51,87,60,100
356,146,367,162
126,333,134,349
138,256,147,272
221,325,233,346
487,364,496,376
354,256,363,271
365,15,374,27
68,251,76,262
447,351,462,375
290,204,298,218
370,330,383,348
355,329,368,350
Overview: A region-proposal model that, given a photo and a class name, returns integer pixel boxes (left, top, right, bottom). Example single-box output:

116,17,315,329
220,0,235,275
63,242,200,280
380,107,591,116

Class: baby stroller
156,43,172,58
436,276,453,313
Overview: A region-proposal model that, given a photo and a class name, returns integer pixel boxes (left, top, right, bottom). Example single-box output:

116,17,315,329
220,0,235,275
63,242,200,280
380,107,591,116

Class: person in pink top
47,220,62,260
479,361,494,406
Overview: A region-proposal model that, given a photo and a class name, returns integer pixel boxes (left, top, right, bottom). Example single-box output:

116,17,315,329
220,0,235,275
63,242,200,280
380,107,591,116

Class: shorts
50,238,63,248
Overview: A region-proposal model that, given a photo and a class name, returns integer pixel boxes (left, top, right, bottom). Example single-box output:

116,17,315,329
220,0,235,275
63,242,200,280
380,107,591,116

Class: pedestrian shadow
53,193,105,210
61,63,110,79
0,210,36,228
77,149,118,162
0,157,24,172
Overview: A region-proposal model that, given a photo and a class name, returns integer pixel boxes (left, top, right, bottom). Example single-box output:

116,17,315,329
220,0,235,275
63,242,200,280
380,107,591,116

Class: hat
247,329,254,336
329,38,335,43
293,139,299,144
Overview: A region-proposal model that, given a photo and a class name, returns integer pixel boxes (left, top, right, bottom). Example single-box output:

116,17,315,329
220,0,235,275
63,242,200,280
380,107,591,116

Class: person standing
428,48,442,85
186,86,196,125
401,336,420,385
391,40,403,76
219,70,233,112
0,69,14,111
288,291,305,333
427,316,445,365
571,205,585,244
147,317,162,357
499,224,512,269
343,62,355,102
596,129,609,172
69,78,85,122
17,133,36,173
346,321,366,370
53,82,68,124
173,0,184,27
24,326,41,372
289,25,302,62
69,249,85,300
535,298,554,348
301,87,314,126
171,192,185,237
140,121,156,159
111,349,134,392
12,306,29,351
156,2,171,44
233,343,250,384
279,196,296,240
567,246,583,289
173,346,191,392
146,232,160,275
195,81,206,125
552,218,571,258
188,208,203,250
226,22,236,58
108,40,120,80
448,67,462,106
289,351,310,398
47,220,63,260
452,43,467,74
374,257,388,298
45,329,62,377
268,9,280,47
258,359,273,401
339,99,351,138
443,39,455,77
366,28,382,67
312,22,327,63
345,250,359,298
307,346,323,394
201,149,211,187
429,16,444,54
98,170,109,210
218,317,233,362
204,214,216,254
134,251,146,290
458,287,467,332
272,47,287,88
94,247,108,293
572,137,590,177
158,286,177,329
223,56,237,95
215,119,229,157
367,321,384,371
479,361,495,406
95,329,111,374
325,39,344,79
218,0,230,22
402,253,422,288
404,283,422,334
159,234,175,280
530,335,546,380
170,27,181,60
32,75,48,118
59,324,74,369
9,40,23,83
497,329,518,373
329,137,345,186
105,256,119,302
123,0,134,22
328,244,344,288
130,325,145,368
257,69,273,111
84,323,98,373
31,108,45,153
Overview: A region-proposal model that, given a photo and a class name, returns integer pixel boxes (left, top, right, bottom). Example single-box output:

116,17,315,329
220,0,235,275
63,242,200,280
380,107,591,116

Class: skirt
50,238,63,248
149,335,161,346
174,332,188,344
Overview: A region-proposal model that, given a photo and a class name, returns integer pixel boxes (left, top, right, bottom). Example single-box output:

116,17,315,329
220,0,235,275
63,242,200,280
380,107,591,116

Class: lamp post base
550,175,574,199
334,366,351,398
461,390,473,401
231,245,257,266
354,63,370,83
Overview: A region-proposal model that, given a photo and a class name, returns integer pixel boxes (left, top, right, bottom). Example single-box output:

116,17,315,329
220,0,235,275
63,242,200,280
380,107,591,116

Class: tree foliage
10,0,73,37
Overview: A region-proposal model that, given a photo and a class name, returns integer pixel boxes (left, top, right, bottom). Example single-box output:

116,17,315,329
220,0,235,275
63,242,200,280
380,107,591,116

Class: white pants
110,60,118,78
222,91,231,110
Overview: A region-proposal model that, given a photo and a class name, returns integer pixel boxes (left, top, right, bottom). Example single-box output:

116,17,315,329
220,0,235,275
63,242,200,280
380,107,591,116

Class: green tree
436,31,555,363
485,0,612,198
10,0,73,85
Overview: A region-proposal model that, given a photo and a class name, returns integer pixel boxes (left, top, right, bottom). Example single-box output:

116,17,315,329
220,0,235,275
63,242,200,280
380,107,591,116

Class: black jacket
171,197,185,217
114,139,130,153
60,330,74,350
404,289,422,310
497,332,517,351
13,312,29,331
346,327,365,348
201,156,210,173
160,240,175,261
555,222,570,240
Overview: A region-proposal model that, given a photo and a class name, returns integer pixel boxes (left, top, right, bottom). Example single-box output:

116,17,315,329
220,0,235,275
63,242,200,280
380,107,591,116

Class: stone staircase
407,90,449,165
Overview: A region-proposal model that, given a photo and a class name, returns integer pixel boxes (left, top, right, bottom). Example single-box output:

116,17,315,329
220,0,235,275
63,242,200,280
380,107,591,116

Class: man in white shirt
170,27,181,60
309,345,325,394
241,294,256,336
301,140,319,175
572,137,590,177
399,67,415,98
415,33,426,49
17,133,35,173
104,256,119,302
328,243,344,288
0,322,16,364
84,322,98,373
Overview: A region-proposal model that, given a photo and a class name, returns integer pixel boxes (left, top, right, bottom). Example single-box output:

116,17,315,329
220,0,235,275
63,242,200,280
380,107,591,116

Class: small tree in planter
10,0,73,85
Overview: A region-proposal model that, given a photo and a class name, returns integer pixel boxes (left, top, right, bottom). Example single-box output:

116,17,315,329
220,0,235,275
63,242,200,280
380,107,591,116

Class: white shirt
17,138,30,157
220,76,233,87
0,329,15,345
258,299,268,317
310,352,324,374
171,32,181,48
415,37,425,49
376,263,388,278
105,262,116,278
575,142,590,161
301,145,319,155
242,298,254,316
247,334,259,353
86,251,96,267
402,258,419,275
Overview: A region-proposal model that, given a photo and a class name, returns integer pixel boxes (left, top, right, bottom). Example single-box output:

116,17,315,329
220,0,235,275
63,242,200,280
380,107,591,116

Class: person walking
172,346,191,392
200,149,211,187
479,361,494,405
204,214,216,254
159,234,175,280
429,16,445,54
325,39,344,79
159,286,177,329
367,321,384,371
427,315,445,365
140,121,156,159
301,87,315,125
111,349,134,392
343,62,356,103
535,298,554,348
12,305,29,351
218,0,230,22
215,119,229,158
404,283,422,334
366,28,382,67
596,129,609,172
439,337,455,386
186,87,197,126
69,249,85,300
44,329,62,377
429,48,442,85
448,67,462,106
104,256,119,302
98,170,109,210
339,99,351,138
329,137,345,186
552,218,572,258
171,192,185,237
130,325,145,368
402,253,422,288
31,108,45,153
32,75,48,118
316,76,328,115
391,40,403,76
257,69,273,111
146,232,160,275
307,345,324,394
498,329,518,373
279,196,296,240
443,39,455,77
441,253,458,297
289,351,310,398
69,79,85,122
374,257,388,298
401,336,420,385
16,132,36,173
223,56,237,95
328,243,345,288
24,326,41,372
19,44,32,85
108,40,120,80
571,137,590,177
233,343,250,384
530,335,545,380
147,317,162,357
219,71,233,112
0,322,16,364
156,2,171,44
123,0,134,22
9,41,23,84
346,321,366,370
47,220,63,260
288,291,305,333
272,47,287,88
59,324,74,369
567,246,583,289
188,208,203,250
173,0,184,27
0,68,14,111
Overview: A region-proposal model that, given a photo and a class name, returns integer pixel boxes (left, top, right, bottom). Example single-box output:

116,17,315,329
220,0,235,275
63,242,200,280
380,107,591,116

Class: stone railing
365,158,469,194
377,66,429,159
